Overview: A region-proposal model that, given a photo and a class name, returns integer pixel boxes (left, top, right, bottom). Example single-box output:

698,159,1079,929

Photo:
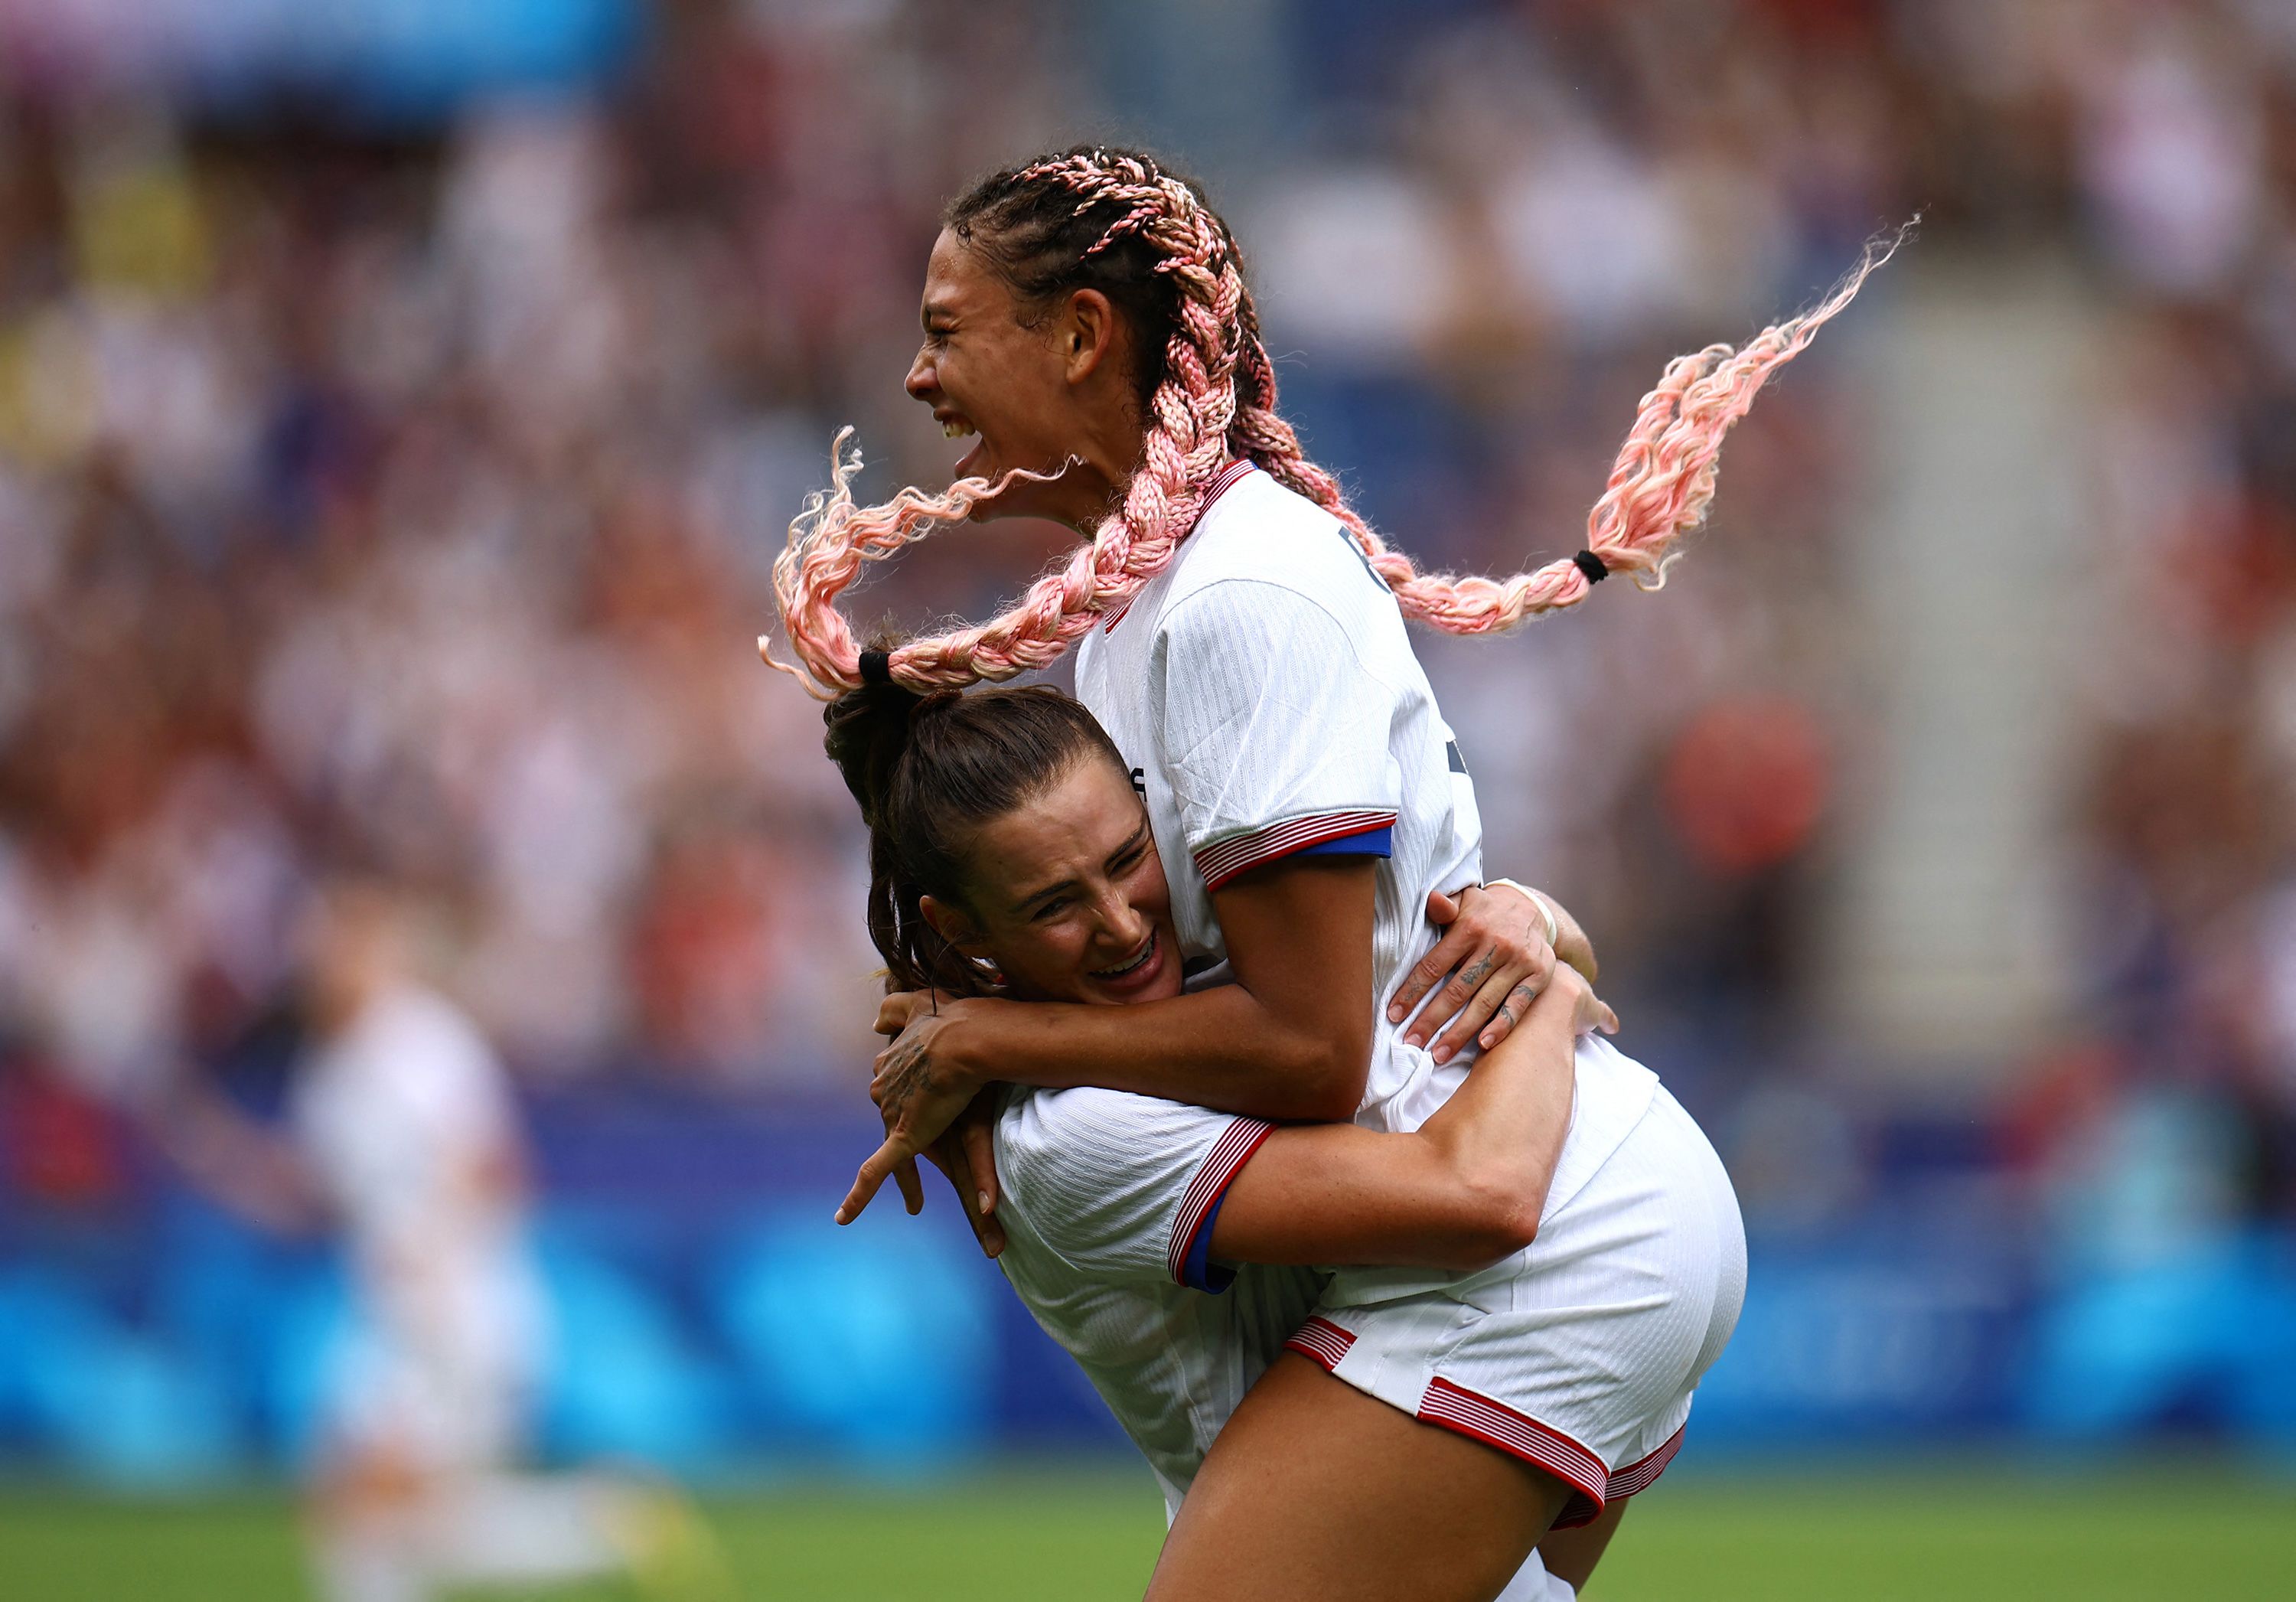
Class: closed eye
1106,824,1153,878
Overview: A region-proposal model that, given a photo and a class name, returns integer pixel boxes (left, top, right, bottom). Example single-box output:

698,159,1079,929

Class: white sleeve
994,1087,1274,1291
1150,579,1401,891
396,1003,514,1153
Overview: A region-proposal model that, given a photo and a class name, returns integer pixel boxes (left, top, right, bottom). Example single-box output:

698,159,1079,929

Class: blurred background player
154,878,722,1602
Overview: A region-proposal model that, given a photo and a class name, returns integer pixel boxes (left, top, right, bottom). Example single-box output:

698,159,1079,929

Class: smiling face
904,228,1137,529
921,752,1183,1007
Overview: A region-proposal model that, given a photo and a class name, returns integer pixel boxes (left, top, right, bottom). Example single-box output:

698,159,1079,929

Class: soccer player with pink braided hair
770,152,1897,693
768,145,1897,1600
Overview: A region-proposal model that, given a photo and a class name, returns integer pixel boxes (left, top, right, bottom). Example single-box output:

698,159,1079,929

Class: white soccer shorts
1286,1084,1746,1528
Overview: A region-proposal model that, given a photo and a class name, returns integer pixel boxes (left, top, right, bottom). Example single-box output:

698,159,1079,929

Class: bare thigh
1146,1354,1574,1602
1538,1499,1626,1593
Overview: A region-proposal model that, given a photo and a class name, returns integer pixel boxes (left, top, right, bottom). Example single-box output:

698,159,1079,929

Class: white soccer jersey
992,1084,1312,1509
1075,464,1655,1146
293,987,525,1268
991,1082,1573,1602
1057,461,1711,1548
1075,460,1484,1135
292,985,543,1467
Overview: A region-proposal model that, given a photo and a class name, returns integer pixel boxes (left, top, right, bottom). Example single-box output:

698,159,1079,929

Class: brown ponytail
823,654,1131,996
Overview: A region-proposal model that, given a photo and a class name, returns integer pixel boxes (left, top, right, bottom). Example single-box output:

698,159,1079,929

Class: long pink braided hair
767,145,1909,697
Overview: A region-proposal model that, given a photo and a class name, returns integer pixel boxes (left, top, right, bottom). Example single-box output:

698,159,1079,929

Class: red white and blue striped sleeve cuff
1193,809,1399,892
1168,1116,1276,1290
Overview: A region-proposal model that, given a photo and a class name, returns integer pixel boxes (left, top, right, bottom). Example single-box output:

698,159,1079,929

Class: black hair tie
1572,550,1609,584
859,650,892,687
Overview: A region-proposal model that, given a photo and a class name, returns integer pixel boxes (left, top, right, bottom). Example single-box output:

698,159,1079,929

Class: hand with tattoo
1385,883,1561,1065
835,991,999,1226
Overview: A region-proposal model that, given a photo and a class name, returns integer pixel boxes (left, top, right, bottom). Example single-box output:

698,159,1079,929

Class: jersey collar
1103,459,1257,634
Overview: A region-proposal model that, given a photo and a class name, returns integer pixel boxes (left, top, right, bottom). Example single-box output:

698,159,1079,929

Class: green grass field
3,1463,2291,1601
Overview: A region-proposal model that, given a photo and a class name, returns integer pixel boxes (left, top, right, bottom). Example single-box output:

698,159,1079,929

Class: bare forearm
1412,971,1581,1235
953,984,1365,1122
1211,1124,1541,1270
1210,975,1583,1274
848,858,1388,1238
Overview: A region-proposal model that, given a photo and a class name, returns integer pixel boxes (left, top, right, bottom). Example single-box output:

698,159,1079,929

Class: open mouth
1089,932,1156,981
938,413,985,479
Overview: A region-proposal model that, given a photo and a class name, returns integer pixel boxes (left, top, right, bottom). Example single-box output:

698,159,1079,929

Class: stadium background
1,0,2293,1596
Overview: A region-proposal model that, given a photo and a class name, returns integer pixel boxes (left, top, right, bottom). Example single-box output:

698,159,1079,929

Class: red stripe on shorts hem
1549,1424,1688,1528
1282,1315,1357,1372
1414,1377,1610,1517
1606,1424,1685,1501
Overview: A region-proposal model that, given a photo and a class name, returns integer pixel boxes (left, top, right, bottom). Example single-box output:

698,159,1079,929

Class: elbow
1466,1209,1544,1271
1434,1177,1542,1272
1252,1018,1368,1123
1293,1036,1369,1124
1492,1197,1543,1257
1296,1078,1365,1124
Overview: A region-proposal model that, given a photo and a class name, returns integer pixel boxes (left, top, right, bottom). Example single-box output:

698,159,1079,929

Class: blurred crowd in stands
1,0,2293,1356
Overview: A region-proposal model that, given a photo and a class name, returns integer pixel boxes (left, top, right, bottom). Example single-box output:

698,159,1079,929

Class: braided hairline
969,152,1399,617
759,151,1229,696
883,151,1250,688
762,147,1907,696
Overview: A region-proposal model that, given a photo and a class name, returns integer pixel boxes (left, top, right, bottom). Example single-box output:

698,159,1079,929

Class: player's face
905,229,1097,525
950,755,1183,1007
299,883,403,1036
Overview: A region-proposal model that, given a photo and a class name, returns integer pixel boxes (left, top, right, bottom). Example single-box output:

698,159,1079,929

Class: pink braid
760,429,1075,697
770,151,1251,698
767,146,1910,694
1236,222,1915,631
